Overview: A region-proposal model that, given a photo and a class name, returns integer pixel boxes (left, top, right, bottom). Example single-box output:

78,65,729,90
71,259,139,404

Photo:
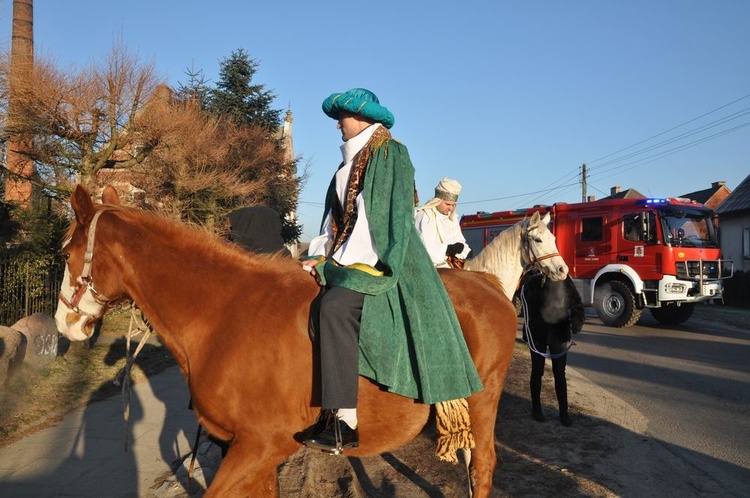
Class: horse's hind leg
466,392,501,498
204,443,280,497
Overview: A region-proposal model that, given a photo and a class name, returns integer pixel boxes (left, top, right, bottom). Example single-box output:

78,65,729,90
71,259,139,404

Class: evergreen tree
204,48,302,244
175,64,211,111
207,49,282,131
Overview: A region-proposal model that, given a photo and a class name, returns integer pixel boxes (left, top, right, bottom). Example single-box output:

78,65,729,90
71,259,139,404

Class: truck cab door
620,211,660,279
574,214,610,279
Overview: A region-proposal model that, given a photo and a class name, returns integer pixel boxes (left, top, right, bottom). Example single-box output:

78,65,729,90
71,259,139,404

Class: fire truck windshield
659,208,718,248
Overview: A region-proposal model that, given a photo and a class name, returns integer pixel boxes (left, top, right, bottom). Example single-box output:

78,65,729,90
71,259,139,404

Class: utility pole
581,163,587,202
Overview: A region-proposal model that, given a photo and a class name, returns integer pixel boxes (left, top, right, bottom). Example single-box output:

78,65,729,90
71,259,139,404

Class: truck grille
675,260,721,279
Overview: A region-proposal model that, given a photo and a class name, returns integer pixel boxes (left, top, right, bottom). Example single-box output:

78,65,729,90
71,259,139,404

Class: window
623,214,641,242
744,227,750,259
581,217,603,242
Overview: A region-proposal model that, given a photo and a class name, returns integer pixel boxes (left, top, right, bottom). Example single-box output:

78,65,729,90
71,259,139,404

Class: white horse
464,211,568,300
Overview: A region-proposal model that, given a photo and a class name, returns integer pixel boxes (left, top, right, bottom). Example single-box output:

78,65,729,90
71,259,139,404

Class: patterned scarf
330,126,392,255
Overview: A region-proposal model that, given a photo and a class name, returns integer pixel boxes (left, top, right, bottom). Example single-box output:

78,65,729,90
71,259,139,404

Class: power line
589,120,750,184
592,108,750,171
461,181,580,206
586,92,750,166
439,93,750,211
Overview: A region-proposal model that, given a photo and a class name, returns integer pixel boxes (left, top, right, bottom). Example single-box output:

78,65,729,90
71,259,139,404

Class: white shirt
414,207,471,267
308,124,381,266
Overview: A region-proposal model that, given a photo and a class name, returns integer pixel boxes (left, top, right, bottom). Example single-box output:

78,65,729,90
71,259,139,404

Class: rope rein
114,303,152,452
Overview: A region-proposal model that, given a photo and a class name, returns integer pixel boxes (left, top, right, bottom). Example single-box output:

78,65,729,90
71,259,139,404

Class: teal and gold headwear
322,88,395,129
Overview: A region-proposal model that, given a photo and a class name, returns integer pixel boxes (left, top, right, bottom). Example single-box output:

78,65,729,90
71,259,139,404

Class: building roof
715,174,750,215
680,181,731,210
599,186,645,200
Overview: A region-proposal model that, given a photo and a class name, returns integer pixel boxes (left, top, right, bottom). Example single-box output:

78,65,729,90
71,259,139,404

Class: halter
58,210,116,315
522,224,561,267
514,224,563,295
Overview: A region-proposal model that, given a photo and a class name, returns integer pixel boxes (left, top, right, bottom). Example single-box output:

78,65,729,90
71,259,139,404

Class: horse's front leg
204,442,282,497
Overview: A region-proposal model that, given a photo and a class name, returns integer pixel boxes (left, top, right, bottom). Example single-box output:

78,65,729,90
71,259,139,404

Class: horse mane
464,218,528,274
66,203,297,275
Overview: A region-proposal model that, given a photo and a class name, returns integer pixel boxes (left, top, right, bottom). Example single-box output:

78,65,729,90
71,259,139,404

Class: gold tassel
434,398,475,463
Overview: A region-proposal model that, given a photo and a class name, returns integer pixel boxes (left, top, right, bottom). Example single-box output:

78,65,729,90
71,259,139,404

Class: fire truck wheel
594,280,642,328
650,303,695,326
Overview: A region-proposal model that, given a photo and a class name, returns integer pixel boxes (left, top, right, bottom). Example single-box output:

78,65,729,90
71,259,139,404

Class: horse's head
522,211,568,281
55,185,125,341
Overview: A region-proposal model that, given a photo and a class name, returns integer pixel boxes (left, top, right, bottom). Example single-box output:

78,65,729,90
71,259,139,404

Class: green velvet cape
317,136,483,404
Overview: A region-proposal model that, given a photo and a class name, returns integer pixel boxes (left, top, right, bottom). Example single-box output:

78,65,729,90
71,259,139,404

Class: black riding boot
530,353,546,422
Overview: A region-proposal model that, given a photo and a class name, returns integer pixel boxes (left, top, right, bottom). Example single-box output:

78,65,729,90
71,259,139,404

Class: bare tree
1,41,161,190
1,41,295,232
118,94,278,229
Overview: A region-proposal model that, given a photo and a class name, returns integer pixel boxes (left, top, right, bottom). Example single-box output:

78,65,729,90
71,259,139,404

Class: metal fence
0,247,64,327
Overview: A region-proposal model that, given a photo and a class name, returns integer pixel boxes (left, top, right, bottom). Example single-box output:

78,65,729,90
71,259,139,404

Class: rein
114,304,152,452
62,208,149,452
518,222,573,359
519,282,575,359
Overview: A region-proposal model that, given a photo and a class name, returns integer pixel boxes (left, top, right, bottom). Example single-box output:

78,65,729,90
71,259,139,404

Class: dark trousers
311,286,364,409
529,342,569,414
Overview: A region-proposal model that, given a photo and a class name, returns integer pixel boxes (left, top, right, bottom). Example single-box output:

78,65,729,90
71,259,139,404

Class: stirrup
324,410,345,455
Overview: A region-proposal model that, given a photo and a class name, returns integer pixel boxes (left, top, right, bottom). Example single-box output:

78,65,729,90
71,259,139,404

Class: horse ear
71,185,94,226
542,212,551,226
102,185,121,205
529,211,541,224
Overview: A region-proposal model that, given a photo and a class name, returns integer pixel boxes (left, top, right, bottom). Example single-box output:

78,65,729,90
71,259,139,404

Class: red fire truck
460,197,733,327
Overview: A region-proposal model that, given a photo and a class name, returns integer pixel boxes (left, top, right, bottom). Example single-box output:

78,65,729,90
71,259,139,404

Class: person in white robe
415,178,471,268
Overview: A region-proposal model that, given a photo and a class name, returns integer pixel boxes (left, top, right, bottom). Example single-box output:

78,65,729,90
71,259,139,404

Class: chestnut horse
55,185,517,497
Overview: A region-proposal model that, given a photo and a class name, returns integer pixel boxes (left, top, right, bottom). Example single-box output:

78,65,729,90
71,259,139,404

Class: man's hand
446,242,464,257
301,259,323,286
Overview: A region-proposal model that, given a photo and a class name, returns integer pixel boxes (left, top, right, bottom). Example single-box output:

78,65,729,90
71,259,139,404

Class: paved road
0,365,201,498
569,308,750,497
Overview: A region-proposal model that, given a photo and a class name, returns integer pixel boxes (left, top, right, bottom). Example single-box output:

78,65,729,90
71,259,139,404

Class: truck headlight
665,283,687,293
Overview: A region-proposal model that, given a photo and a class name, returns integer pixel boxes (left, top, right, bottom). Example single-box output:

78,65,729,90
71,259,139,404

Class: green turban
322,88,395,129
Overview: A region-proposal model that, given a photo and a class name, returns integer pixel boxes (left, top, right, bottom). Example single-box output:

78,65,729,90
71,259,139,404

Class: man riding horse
301,88,483,453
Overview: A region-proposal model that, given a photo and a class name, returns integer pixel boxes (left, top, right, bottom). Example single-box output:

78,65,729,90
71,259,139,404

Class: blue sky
1,1,748,240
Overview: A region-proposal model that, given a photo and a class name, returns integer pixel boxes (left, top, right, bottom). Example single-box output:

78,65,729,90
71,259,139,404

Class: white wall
719,215,750,272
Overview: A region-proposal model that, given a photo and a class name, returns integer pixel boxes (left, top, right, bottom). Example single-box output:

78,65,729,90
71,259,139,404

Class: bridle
59,208,149,451
58,210,117,315
513,224,563,295
522,224,561,268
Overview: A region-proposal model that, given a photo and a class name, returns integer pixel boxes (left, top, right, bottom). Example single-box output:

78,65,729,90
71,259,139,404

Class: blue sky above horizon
1,1,748,240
